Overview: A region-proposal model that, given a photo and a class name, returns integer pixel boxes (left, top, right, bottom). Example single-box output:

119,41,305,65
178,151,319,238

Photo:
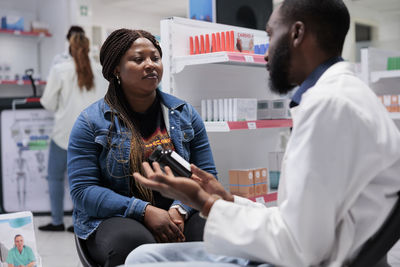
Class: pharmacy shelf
371,70,400,83
0,80,46,86
172,51,266,73
205,119,292,132
0,29,51,37
249,192,278,204
389,112,400,120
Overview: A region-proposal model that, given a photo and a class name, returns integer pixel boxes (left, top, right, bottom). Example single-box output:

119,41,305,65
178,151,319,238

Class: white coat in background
40,58,108,150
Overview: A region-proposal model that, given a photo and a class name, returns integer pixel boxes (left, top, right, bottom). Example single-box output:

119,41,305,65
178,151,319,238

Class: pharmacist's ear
291,21,304,48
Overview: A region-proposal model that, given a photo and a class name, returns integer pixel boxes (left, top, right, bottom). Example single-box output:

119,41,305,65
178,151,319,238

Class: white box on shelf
232,98,257,121
270,99,290,119
201,99,206,121
213,99,218,122
206,99,213,122
228,98,233,121
257,99,271,120
218,99,224,121
223,98,229,121
383,95,391,107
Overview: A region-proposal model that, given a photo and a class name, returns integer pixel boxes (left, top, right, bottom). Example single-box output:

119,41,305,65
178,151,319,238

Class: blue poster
189,0,214,22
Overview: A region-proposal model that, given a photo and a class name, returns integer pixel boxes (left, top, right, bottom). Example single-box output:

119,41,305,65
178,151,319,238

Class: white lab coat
204,62,400,267
40,58,107,150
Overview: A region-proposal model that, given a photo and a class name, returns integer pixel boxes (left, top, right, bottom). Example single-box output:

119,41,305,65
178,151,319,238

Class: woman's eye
152,56,160,62
133,58,143,63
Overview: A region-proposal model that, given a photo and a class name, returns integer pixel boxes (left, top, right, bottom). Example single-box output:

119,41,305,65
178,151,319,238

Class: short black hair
280,0,350,55
66,25,85,40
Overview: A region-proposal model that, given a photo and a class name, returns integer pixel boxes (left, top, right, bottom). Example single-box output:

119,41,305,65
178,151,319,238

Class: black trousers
85,212,206,267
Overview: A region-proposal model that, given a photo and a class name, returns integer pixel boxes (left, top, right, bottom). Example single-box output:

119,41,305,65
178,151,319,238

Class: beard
268,34,296,95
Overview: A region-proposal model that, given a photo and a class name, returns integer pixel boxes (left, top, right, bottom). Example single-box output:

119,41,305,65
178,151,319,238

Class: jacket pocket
95,132,131,179
181,127,194,143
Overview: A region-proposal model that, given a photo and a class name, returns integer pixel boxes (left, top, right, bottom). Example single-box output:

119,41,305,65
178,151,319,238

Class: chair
74,234,101,267
347,192,400,267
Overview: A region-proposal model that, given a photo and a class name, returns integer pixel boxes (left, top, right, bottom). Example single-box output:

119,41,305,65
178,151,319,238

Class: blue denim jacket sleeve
168,102,217,216
68,111,149,222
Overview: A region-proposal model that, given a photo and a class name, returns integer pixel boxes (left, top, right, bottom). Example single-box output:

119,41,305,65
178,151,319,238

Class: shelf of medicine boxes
204,119,292,132
0,80,46,86
0,29,52,37
370,70,400,83
172,51,266,74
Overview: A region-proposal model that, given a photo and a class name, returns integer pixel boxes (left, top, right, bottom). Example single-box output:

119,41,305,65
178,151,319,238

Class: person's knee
125,244,158,264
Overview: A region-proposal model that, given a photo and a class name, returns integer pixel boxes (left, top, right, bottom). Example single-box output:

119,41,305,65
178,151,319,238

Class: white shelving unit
361,47,400,123
160,17,290,194
0,1,56,98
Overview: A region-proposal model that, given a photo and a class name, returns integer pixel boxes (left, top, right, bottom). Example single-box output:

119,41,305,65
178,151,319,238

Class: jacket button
171,126,175,130
171,111,174,114
183,133,188,139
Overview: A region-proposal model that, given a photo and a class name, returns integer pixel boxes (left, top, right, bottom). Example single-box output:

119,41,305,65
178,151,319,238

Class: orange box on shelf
391,95,399,112
254,168,268,196
237,169,255,198
229,170,239,195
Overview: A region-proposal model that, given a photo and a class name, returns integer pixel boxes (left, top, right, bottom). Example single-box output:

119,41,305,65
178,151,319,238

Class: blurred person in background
51,25,85,66
39,32,107,232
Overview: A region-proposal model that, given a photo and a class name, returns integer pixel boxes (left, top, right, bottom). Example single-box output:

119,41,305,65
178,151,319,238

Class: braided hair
70,32,94,90
99,29,162,203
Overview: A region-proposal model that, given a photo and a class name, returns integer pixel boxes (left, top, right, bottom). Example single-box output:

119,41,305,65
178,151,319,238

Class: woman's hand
168,208,185,233
143,205,185,243
191,164,234,202
134,162,210,211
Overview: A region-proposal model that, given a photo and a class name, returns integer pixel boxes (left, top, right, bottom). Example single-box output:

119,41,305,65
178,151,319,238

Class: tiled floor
33,215,82,267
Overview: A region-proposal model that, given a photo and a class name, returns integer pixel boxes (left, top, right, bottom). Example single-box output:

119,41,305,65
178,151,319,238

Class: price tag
255,196,265,204
247,122,256,129
244,55,254,63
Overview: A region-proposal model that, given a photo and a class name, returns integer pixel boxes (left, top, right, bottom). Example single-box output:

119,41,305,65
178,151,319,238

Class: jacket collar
157,89,186,110
102,88,185,116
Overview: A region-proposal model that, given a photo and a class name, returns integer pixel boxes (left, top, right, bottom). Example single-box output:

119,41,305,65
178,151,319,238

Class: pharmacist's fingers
191,164,215,181
141,162,156,177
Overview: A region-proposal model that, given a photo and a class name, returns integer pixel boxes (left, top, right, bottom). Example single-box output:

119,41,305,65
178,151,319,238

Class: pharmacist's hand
134,162,210,211
168,208,185,233
143,205,185,243
191,165,234,202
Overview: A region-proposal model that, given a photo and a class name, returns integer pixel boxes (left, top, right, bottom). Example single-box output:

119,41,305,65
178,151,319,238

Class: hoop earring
116,75,121,85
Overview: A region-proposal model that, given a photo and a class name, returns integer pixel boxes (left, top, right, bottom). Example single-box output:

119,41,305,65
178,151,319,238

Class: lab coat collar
291,56,344,107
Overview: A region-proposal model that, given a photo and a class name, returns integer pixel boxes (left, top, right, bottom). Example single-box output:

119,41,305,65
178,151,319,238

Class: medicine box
234,32,254,53
254,168,268,196
257,99,271,120
229,169,255,198
233,98,257,121
270,99,291,119
237,169,255,198
1,16,24,31
229,170,239,195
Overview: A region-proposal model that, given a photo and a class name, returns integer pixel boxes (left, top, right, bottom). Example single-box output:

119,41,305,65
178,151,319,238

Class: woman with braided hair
40,31,107,232
67,28,217,266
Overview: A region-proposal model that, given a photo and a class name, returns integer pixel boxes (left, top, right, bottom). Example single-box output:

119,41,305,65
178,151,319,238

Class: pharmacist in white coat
125,0,400,266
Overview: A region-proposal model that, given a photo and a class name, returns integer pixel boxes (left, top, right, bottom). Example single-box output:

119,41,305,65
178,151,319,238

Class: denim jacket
68,89,217,239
